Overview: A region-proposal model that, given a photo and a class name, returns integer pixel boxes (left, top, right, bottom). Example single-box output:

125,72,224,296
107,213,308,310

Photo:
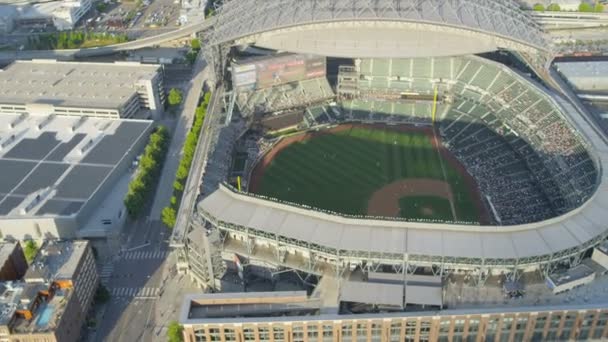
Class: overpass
531,11,608,29
0,18,215,61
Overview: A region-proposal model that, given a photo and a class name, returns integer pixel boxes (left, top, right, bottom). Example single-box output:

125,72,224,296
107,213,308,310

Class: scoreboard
232,54,327,92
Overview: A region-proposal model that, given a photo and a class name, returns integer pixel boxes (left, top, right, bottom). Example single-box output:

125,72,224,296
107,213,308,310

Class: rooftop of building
0,113,152,220
555,61,608,78
547,264,596,287
182,291,322,320
0,60,161,109
24,240,88,282
0,240,89,333
597,241,608,256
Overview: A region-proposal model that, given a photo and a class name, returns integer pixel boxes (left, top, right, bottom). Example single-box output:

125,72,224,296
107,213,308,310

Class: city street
90,52,208,342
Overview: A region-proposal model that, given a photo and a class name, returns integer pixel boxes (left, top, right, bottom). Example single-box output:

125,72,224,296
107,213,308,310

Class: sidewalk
150,252,202,341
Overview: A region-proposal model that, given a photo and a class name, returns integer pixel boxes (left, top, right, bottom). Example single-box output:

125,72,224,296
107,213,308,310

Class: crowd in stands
350,56,597,223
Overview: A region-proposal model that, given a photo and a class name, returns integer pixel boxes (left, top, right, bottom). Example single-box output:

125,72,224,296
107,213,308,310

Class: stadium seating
236,77,334,115
352,56,598,224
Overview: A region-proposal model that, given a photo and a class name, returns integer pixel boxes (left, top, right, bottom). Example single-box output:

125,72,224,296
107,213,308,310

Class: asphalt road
92,53,209,342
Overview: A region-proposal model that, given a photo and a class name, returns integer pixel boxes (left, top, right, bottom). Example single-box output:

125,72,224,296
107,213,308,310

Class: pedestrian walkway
111,287,159,298
121,250,169,260
99,263,114,286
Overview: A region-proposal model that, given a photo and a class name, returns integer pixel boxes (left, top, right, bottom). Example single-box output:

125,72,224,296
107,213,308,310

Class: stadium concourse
174,1,608,340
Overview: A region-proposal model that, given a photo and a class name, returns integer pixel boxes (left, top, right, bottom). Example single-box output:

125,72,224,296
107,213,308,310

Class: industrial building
0,60,166,119
0,0,92,33
0,113,153,240
0,240,98,342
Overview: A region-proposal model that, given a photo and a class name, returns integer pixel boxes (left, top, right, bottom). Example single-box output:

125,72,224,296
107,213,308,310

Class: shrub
532,3,545,11
168,88,183,106
167,321,183,342
191,38,201,51
579,2,593,12
161,206,177,229
24,240,38,263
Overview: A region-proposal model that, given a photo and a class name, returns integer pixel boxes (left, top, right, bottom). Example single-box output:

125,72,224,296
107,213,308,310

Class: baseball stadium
185,0,608,297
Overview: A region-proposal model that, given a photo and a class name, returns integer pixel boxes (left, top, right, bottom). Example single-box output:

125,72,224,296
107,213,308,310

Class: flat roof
341,281,404,308
24,240,88,282
0,60,160,109
555,61,608,79
548,264,595,287
0,113,152,219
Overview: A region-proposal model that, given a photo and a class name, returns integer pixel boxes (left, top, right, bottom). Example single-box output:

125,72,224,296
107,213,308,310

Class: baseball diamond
250,124,486,224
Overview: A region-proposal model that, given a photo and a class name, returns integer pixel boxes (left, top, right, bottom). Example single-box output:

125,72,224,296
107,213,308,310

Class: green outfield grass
254,125,480,222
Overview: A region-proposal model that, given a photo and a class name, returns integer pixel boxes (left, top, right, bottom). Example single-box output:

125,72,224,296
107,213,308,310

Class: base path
367,179,454,217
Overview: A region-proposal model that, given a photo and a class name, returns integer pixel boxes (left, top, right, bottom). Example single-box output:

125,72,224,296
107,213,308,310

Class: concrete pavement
150,52,209,221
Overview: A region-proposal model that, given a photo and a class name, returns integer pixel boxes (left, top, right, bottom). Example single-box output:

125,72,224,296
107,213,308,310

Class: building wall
0,102,120,119
71,242,98,315
0,243,28,281
0,216,77,241
183,308,608,342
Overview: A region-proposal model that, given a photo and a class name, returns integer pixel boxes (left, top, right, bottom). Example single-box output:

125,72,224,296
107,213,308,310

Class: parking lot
80,0,181,36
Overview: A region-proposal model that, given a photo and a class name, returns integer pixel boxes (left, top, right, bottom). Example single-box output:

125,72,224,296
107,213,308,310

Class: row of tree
161,92,211,228
532,2,604,12
125,126,170,218
26,31,129,50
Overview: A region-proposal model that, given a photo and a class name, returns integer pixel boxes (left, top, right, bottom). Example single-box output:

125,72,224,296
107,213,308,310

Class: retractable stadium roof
209,0,552,58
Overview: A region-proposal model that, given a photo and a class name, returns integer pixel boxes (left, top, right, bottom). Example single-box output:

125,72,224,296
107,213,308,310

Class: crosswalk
121,250,169,260
111,287,159,298
99,263,114,286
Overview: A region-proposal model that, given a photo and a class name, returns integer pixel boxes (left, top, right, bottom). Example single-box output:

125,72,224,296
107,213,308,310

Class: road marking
122,250,168,260
111,287,160,298
99,263,115,286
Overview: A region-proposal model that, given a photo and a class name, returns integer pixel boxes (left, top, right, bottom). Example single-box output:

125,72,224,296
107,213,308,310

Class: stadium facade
177,1,608,340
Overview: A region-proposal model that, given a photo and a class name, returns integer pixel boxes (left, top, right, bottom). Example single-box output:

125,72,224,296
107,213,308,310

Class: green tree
595,3,604,12
161,206,177,228
185,51,198,65
547,3,561,11
532,3,545,11
124,126,170,218
170,196,177,207
167,321,183,342
173,180,184,192
23,240,38,263
168,88,183,106
191,38,201,51
579,2,593,12
95,284,111,304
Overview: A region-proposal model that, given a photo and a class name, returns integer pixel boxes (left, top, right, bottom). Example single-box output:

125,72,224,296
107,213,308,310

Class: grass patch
254,125,479,222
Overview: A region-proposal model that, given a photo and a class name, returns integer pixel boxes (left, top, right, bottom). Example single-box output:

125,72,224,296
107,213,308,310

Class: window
243,328,256,341
224,328,237,342
273,327,285,342
389,321,402,342
308,324,319,339
293,326,305,342
258,327,270,342
356,323,367,342
208,328,221,342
